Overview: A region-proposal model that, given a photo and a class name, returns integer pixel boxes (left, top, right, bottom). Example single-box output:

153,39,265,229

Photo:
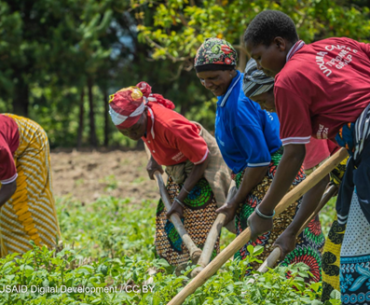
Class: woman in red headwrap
109,82,233,267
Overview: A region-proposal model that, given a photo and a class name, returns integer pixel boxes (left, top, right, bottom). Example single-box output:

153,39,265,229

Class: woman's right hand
216,202,238,225
273,228,297,261
146,157,164,180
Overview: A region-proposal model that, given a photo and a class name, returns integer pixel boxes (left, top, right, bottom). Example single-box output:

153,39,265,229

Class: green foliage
320,196,338,237
134,0,370,63
132,0,370,129
0,195,341,304
58,196,156,259
1,1,370,147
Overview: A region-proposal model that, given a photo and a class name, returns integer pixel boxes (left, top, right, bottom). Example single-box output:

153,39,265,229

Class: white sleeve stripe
247,162,271,167
193,148,209,165
1,173,18,184
281,136,311,142
281,136,311,146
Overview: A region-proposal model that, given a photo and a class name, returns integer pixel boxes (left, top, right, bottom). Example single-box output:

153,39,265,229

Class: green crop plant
0,195,340,304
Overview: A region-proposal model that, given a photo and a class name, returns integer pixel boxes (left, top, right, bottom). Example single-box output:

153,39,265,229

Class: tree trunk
13,77,29,116
77,88,85,148
103,87,109,147
87,77,98,147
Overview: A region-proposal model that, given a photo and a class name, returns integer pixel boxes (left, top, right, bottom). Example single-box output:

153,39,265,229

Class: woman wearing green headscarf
194,39,324,281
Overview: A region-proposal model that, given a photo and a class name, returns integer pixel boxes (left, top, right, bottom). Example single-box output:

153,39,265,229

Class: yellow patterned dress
321,157,348,301
0,114,61,257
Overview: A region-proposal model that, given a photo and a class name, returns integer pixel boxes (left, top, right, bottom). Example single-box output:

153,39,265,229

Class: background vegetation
1,0,370,148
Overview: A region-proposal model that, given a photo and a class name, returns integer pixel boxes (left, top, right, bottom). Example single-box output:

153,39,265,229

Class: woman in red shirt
243,58,346,299
0,114,61,257
109,82,232,267
244,10,370,303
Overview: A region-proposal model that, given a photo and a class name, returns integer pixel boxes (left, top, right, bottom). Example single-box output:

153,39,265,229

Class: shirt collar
286,40,305,62
144,107,155,140
217,70,242,107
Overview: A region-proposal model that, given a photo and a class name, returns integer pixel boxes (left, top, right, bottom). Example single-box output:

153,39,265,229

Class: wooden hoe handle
145,145,202,262
167,148,348,305
152,171,202,262
257,183,338,273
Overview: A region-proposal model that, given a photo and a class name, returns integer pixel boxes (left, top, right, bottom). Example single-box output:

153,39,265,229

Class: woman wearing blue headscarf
194,39,324,281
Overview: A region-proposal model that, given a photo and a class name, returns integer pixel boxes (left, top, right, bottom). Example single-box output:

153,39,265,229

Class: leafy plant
0,195,341,304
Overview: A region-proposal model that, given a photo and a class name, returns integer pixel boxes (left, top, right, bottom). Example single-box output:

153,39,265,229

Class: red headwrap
109,82,175,129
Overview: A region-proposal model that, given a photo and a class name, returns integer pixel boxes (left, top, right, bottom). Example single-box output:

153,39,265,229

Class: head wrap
243,58,274,98
109,82,175,129
194,38,237,73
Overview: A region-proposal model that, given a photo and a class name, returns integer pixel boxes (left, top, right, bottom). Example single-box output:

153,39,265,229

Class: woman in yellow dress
0,114,61,257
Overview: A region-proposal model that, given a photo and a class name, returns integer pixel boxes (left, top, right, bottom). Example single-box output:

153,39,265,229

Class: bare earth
50,150,160,204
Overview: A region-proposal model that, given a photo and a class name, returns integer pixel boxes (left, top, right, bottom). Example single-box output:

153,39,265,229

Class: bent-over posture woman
108,82,232,266
0,114,61,257
243,58,346,299
194,38,324,281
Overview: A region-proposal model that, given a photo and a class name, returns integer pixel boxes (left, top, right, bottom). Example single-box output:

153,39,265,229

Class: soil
50,150,160,204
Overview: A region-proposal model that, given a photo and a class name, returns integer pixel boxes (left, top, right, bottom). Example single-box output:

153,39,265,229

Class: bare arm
166,155,210,218
259,144,306,214
216,165,269,224
146,155,164,180
233,166,269,204
0,181,17,207
284,174,329,235
273,174,330,259
177,155,210,202
247,144,306,240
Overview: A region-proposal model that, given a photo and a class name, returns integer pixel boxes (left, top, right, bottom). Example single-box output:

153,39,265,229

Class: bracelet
182,186,190,194
174,197,185,208
255,206,275,219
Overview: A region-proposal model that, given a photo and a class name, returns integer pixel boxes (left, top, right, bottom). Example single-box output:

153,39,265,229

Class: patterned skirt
155,177,220,266
340,192,370,304
233,149,325,282
0,114,61,257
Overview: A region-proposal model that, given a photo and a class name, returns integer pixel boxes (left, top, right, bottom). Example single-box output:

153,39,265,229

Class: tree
128,0,370,131
133,0,370,69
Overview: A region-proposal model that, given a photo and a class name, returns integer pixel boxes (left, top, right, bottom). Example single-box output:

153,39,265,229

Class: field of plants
0,151,341,305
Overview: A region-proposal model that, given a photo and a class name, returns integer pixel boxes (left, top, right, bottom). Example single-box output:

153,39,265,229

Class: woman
244,10,370,304
243,58,344,298
194,38,324,281
0,114,61,257
108,82,232,266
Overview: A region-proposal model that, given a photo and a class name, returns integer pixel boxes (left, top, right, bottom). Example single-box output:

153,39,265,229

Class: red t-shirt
303,138,330,170
275,37,370,145
0,115,19,184
142,103,208,166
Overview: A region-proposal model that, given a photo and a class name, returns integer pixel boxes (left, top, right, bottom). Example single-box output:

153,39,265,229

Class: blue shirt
215,70,282,174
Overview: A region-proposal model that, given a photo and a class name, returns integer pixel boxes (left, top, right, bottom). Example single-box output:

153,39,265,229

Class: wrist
174,197,185,208
256,206,275,219
285,225,299,236
257,205,274,216
177,191,187,202
226,200,239,208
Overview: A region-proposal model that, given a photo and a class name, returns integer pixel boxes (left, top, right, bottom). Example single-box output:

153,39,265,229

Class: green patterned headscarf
194,38,237,72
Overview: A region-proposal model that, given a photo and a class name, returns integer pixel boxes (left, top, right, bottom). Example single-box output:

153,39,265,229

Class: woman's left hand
166,201,184,219
247,211,273,242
